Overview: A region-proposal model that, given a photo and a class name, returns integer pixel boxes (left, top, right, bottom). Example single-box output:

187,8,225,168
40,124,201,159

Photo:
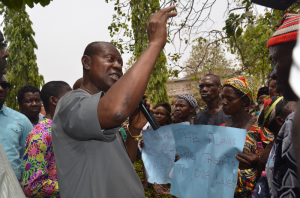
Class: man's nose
2,49,9,58
112,61,122,71
221,98,226,105
31,101,39,106
202,86,208,92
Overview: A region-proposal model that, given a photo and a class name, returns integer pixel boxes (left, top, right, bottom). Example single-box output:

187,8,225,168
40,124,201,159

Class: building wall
166,78,203,106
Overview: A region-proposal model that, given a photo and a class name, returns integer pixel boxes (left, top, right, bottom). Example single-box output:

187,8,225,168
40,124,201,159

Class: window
170,89,172,92
186,84,192,90
178,89,180,91
173,89,176,91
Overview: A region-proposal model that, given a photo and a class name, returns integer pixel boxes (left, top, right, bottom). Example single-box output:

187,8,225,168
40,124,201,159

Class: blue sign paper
170,125,246,198
142,122,190,184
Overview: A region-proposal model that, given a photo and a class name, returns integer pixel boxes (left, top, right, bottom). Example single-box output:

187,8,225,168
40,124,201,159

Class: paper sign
142,122,190,184
170,125,246,198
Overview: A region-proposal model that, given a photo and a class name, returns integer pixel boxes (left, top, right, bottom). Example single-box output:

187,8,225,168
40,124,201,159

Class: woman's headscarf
257,96,289,128
223,77,254,102
177,94,198,109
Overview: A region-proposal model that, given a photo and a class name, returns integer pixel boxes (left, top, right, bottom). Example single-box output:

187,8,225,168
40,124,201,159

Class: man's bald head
280,101,297,118
83,42,116,57
81,41,123,93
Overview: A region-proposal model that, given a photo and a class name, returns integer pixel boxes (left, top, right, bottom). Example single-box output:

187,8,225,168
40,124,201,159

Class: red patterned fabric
221,123,274,197
267,13,300,49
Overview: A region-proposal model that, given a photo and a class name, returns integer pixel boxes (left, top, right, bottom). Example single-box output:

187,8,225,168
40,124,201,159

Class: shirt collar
1,105,8,116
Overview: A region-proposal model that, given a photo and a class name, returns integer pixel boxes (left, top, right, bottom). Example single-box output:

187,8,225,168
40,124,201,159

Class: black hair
41,81,71,113
257,87,269,101
17,85,40,104
83,41,114,57
154,102,172,125
223,84,250,106
279,101,297,118
202,73,221,86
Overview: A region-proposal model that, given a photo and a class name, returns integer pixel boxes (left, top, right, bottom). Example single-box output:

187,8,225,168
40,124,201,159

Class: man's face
0,76,9,106
269,42,298,101
88,43,123,92
19,92,42,118
0,32,9,78
199,76,220,103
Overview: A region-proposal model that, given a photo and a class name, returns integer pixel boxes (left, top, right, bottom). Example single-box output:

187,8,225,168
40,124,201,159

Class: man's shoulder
57,89,93,107
2,105,29,122
195,108,206,117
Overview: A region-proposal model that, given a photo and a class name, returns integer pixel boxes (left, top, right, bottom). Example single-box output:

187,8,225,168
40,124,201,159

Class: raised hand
147,6,177,49
235,153,259,170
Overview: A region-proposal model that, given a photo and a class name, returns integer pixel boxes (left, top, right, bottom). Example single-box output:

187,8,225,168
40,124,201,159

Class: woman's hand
235,153,259,170
140,139,145,148
175,154,180,162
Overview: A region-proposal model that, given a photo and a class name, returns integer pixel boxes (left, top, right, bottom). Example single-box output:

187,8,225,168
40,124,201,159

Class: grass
134,158,176,198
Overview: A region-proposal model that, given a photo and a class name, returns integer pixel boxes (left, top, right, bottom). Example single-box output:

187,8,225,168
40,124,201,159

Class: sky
0,0,265,87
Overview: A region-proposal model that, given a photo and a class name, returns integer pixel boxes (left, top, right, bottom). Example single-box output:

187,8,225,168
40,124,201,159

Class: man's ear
276,116,284,126
49,96,59,107
82,55,91,70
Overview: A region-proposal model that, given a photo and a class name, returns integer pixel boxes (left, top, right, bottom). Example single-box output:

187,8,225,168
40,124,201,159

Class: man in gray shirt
52,6,177,198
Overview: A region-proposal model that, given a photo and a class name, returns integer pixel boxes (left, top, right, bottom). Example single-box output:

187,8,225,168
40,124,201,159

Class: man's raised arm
97,6,177,129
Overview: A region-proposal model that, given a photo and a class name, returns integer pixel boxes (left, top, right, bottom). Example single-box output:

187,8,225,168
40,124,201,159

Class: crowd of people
0,5,300,198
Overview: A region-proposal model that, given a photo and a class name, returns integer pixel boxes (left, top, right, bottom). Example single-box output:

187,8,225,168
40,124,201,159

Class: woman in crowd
268,78,279,98
257,87,269,105
174,94,198,124
140,102,172,192
221,77,274,197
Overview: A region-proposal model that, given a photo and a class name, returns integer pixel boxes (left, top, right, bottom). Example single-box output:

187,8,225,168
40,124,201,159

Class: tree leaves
1,4,44,110
1,0,52,10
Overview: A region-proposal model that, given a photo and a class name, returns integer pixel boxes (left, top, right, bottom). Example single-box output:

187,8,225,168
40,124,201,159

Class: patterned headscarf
223,77,254,102
257,96,289,128
177,94,198,109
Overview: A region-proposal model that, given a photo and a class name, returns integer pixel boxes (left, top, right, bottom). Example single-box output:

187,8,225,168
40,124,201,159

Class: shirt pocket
7,123,22,145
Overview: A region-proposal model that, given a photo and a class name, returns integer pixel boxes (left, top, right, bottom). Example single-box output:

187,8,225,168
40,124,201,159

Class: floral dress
221,123,274,198
22,118,59,198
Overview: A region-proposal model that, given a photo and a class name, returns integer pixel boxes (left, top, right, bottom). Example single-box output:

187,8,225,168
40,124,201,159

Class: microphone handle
138,99,160,130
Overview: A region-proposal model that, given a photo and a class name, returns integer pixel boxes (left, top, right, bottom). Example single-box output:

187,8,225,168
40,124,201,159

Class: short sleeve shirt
0,105,33,182
194,107,231,126
52,89,145,198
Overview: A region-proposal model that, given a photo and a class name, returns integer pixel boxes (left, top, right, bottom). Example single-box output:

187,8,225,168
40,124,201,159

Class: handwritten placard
142,122,190,184
170,125,246,198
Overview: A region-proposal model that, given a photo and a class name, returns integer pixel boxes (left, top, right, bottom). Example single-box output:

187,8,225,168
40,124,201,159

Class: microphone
139,99,160,130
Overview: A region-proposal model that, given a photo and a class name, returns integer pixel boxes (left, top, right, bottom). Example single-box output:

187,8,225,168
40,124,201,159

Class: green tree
183,38,233,80
130,0,169,106
1,4,44,110
109,0,169,106
223,2,300,88
1,0,52,10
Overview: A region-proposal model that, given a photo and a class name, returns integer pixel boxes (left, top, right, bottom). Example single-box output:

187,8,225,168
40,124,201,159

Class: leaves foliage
1,0,52,10
1,4,44,110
